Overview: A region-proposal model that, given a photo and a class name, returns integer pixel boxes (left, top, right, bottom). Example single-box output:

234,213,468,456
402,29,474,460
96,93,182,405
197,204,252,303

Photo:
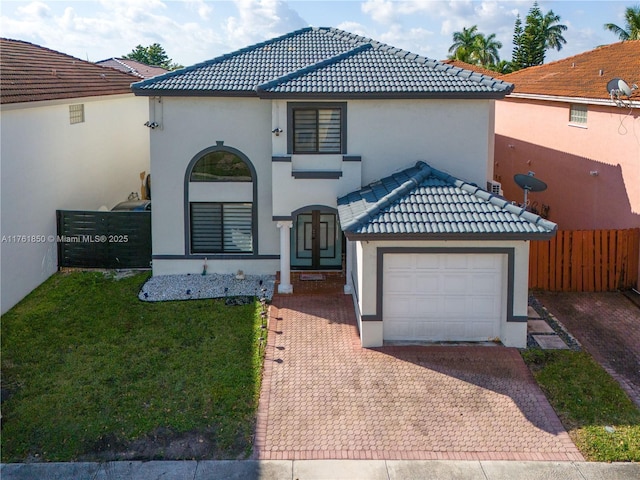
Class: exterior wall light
272,128,283,136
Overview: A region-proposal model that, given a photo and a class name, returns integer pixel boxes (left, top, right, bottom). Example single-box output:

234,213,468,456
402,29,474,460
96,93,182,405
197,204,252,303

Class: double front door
291,209,343,270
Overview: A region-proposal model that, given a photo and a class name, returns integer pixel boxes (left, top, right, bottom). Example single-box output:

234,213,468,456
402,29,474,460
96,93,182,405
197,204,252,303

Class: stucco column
277,221,293,294
344,238,353,294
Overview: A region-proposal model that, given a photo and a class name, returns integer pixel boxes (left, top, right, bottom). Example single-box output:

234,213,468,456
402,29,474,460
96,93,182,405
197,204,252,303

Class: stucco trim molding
153,254,279,260
292,171,343,179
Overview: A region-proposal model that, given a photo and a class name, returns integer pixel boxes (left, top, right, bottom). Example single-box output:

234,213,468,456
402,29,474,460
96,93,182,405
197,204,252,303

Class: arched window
190,151,252,182
186,145,255,254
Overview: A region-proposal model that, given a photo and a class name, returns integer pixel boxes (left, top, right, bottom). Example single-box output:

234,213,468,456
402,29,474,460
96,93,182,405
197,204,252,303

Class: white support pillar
277,221,293,294
344,238,353,294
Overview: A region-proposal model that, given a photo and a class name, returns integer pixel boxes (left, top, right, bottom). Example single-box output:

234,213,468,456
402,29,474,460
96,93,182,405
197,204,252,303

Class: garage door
383,253,504,342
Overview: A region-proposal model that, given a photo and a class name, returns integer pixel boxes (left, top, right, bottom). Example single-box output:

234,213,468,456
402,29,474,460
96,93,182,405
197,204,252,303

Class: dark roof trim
255,91,510,100
132,89,258,98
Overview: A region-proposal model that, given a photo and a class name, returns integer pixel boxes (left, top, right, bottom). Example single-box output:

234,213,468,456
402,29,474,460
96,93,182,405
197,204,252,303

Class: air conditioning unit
487,180,503,196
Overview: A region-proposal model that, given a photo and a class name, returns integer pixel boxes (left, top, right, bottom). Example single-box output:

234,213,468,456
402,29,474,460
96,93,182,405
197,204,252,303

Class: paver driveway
254,294,582,461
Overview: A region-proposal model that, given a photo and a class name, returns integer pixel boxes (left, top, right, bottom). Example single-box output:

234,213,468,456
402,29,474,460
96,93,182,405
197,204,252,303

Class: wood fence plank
572,231,583,291
555,232,563,290
631,229,640,288
583,231,594,292
601,231,610,290
594,230,602,292
538,240,549,289
563,231,572,291
609,230,617,290
549,235,557,291
618,230,628,289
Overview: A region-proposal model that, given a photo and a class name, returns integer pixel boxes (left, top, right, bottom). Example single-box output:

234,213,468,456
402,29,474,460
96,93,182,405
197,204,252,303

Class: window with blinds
191,203,253,253
289,103,345,154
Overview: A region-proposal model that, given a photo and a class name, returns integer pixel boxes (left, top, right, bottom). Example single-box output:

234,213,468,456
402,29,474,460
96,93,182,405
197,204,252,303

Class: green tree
448,25,480,63
511,2,567,70
604,5,640,40
474,32,502,66
448,26,502,67
124,43,183,70
511,15,525,68
490,60,515,75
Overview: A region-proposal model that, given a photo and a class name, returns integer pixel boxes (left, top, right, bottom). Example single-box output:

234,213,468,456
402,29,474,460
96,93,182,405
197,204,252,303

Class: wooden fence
529,229,640,292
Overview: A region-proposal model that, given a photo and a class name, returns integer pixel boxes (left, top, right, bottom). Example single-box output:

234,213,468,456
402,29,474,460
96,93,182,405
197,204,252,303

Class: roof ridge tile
255,43,372,94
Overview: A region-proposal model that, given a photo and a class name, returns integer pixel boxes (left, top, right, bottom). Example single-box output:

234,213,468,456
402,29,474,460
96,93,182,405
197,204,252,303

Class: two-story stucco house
132,27,556,348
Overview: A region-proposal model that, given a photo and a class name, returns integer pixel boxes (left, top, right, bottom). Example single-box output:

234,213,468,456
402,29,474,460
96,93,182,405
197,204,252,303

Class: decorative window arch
184,143,257,255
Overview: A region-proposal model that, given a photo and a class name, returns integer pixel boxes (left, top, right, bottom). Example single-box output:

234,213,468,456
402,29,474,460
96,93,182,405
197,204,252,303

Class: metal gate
56,210,151,268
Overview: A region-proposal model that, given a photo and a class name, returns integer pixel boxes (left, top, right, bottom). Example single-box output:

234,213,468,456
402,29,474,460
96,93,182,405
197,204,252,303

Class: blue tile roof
337,162,557,239
132,27,513,99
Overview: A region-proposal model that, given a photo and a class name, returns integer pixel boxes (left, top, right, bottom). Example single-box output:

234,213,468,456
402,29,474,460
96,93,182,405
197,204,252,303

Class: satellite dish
607,77,633,97
514,171,547,208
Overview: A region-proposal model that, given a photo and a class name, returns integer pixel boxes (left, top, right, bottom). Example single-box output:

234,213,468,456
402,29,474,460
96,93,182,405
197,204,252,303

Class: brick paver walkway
254,294,582,461
535,291,640,409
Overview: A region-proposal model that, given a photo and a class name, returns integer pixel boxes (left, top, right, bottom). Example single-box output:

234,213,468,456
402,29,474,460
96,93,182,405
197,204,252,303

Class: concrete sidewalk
2,460,639,479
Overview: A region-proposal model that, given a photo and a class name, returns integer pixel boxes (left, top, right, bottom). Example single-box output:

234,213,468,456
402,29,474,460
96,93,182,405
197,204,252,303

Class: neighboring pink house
96,58,168,79
494,41,640,231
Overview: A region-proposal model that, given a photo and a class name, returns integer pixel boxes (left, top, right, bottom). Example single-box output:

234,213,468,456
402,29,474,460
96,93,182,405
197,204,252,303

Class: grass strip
522,349,640,461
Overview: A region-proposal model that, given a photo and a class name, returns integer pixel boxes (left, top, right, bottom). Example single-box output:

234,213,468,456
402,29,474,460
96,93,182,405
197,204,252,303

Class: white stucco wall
147,96,279,276
269,98,495,219
348,99,494,187
352,239,530,348
150,96,497,277
1,94,150,313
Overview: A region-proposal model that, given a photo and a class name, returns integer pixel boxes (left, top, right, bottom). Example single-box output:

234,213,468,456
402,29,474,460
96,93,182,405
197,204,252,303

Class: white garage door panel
383,253,504,342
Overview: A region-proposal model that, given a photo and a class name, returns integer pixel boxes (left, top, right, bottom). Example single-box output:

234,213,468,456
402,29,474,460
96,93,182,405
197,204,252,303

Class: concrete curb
2,460,639,480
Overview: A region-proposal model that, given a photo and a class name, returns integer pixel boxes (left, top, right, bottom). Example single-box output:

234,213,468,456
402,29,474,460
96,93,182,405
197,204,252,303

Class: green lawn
1,271,265,462
522,349,640,461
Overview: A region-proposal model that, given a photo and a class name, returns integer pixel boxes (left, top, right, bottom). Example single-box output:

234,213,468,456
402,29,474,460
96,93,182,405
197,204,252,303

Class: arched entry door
291,207,343,270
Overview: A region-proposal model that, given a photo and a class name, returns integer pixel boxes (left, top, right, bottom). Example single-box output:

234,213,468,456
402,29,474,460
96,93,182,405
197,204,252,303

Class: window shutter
317,109,341,152
191,203,222,253
223,204,253,252
293,109,318,152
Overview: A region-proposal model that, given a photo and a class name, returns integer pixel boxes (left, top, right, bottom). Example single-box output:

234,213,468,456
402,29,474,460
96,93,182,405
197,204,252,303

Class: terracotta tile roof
441,59,501,78
1,38,138,105
337,161,557,240
501,41,640,101
133,27,513,99
95,58,169,79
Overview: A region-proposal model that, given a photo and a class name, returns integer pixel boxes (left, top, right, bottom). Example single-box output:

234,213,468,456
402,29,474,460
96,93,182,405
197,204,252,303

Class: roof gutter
506,92,640,108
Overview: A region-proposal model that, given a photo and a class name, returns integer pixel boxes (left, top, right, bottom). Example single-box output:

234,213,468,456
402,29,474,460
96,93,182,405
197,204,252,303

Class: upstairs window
569,104,587,125
69,104,84,124
288,103,346,154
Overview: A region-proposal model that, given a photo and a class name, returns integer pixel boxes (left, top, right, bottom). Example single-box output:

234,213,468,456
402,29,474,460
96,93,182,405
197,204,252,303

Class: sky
0,1,633,68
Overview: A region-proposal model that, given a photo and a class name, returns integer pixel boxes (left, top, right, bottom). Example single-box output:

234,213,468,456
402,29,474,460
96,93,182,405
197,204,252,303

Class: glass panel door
290,209,343,270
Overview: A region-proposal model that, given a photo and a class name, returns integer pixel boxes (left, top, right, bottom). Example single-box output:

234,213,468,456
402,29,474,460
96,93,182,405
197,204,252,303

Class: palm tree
474,33,502,66
604,5,640,40
541,10,567,53
448,26,480,63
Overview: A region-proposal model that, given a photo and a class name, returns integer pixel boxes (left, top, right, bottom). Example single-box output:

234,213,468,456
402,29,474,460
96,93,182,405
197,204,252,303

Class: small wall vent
488,180,503,196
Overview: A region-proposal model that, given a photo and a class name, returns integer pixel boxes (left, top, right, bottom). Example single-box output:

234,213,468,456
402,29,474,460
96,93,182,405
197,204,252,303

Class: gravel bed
526,294,582,350
139,273,276,302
